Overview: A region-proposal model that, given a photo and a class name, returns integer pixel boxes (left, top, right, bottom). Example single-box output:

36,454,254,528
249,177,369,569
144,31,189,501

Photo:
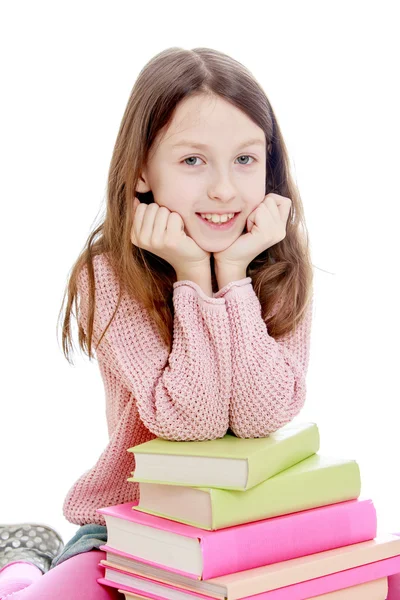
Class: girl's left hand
213,193,292,269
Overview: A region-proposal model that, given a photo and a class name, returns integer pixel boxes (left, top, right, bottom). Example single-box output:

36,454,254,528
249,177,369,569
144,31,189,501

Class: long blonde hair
59,47,314,364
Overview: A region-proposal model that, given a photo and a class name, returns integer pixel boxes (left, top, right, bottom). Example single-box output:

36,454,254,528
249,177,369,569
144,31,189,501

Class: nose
207,172,237,204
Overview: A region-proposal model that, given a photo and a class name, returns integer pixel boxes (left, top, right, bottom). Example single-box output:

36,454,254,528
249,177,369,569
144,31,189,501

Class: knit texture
62,252,313,526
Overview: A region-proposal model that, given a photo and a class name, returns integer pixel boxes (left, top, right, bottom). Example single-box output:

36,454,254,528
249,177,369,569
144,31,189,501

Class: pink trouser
0,550,123,600
388,572,400,599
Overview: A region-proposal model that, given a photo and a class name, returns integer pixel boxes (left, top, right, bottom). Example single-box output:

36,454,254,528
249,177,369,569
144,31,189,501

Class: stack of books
96,422,400,599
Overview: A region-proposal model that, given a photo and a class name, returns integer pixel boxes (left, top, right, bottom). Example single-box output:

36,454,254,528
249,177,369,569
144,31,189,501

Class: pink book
97,554,400,600
96,499,377,580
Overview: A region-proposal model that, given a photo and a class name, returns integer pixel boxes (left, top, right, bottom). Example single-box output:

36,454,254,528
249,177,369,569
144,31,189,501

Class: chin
185,221,242,253
195,237,238,254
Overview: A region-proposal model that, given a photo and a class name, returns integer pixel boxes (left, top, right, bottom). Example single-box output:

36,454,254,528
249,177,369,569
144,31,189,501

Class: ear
135,171,151,194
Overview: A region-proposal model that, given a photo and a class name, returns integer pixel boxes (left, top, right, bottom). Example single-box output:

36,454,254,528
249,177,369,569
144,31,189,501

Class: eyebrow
170,138,265,151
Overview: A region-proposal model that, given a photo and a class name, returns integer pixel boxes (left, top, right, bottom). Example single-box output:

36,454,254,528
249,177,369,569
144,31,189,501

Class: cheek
154,195,187,219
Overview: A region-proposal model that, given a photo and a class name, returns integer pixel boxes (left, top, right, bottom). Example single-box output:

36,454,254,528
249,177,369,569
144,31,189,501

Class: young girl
0,46,315,599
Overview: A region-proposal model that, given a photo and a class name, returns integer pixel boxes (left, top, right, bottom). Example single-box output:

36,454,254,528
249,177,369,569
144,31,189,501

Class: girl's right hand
130,197,211,274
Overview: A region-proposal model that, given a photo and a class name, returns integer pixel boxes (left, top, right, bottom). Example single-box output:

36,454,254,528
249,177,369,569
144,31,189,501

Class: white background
0,0,399,548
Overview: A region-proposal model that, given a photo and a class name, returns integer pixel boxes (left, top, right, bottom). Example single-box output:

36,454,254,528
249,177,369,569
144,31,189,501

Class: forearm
175,263,213,297
224,287,314,437
214,262,247,290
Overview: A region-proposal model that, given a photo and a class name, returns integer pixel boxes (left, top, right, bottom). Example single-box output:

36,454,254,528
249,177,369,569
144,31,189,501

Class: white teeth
200,212,235,223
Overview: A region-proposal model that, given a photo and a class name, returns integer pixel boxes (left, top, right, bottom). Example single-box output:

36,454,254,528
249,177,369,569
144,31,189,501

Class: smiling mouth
195,212,241,229
195,212,241,219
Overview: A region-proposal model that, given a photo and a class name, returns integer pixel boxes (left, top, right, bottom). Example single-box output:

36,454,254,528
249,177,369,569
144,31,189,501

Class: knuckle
158,206,170,215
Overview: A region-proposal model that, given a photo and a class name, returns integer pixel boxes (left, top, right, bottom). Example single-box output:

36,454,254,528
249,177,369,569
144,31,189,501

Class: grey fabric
0,524,64,574
50,524,107,569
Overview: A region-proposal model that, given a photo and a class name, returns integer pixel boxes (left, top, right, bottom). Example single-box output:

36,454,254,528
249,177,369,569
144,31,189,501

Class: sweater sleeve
213,278,314,438
77,254,231,441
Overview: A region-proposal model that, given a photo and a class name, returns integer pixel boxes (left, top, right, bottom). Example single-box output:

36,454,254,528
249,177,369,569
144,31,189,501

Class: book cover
97,535,400,599
127,422,319,491
134,454,361,530
97,498,376,580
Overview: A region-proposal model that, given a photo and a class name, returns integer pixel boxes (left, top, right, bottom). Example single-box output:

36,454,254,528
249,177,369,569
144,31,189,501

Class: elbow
229,388,307,439
156,428,228,442
229,416,290,439
146,416,229,442
286,376,307,418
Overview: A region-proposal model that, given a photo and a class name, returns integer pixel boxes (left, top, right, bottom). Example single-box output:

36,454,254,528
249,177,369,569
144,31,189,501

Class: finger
260,196,287,238
140,203,159,243
263,194,281,223
246,210,257,232
267,193,292,225
282,198,292,225
248,199,272,233
132,202,147,242
276,197,292,226
132,197,140,224
166,211,185,239
152,206,171,245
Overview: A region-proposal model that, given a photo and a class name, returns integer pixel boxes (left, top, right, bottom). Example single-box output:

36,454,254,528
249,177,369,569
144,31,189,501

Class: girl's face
137,93,267,253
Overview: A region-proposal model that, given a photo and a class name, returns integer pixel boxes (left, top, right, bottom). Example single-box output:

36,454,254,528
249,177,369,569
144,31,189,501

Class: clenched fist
131,198,211,275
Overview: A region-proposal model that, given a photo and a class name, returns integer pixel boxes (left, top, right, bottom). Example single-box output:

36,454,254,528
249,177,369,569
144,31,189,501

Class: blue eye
183,155,256,167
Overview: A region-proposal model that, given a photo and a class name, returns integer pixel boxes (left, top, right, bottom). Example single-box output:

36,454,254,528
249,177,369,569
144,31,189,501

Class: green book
127,422,320,491
132,454,361,530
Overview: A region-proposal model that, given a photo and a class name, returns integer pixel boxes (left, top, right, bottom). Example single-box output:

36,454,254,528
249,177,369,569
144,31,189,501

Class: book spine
200,499,376,579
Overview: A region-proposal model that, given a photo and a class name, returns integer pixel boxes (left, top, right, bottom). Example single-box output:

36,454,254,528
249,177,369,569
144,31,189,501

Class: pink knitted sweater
62,252,314,526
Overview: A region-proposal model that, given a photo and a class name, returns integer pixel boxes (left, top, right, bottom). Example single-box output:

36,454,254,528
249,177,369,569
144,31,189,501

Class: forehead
159,94,265,151
169,138,265,153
